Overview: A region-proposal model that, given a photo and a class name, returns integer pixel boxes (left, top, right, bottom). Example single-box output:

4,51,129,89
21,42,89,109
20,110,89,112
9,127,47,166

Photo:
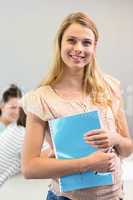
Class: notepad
49,110,113,192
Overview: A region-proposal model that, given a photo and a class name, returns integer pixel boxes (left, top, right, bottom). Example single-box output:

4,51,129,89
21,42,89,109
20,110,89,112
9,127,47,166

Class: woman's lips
69,54,85,62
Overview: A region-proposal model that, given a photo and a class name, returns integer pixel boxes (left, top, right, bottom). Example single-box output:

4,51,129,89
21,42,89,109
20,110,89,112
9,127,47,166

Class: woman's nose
73,42,83,53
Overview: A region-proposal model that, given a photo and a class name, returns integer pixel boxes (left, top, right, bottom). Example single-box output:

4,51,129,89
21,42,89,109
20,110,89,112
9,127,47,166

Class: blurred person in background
0,84,22,134
0,107,26,187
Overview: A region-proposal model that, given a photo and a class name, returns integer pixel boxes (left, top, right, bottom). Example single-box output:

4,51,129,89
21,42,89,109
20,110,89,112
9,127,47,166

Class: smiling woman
60,23,96,69
21,12,133,200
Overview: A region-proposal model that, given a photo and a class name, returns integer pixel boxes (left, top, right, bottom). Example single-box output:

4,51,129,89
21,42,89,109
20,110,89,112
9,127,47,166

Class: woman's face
1,97,20,124
61,23,96,70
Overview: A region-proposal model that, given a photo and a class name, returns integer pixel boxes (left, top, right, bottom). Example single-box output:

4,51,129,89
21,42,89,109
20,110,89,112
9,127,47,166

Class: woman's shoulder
21,85,51,103
0,123,25,140
0,121,6,133
35,85,51,94
104,74,121,94
104,74,120,87
21,86,53,121
7,123,25,132
25,85,50,97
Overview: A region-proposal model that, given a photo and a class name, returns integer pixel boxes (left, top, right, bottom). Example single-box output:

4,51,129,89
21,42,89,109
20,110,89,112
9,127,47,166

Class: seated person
0,84,22,135
0,107,26,187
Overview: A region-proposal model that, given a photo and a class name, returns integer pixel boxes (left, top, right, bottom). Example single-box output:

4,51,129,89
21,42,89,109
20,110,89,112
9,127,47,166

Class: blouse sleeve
21,90,51,121
104,74,125,115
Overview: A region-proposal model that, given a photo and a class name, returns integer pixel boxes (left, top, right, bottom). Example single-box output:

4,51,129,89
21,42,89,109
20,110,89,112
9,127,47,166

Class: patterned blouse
22,75,124,200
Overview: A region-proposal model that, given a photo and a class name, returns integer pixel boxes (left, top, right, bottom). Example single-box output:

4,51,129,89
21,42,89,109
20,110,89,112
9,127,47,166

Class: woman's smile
69,53,85,63
61,23,96,69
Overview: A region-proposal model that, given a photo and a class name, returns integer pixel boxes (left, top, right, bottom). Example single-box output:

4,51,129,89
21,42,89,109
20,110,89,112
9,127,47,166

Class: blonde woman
21,12,133,200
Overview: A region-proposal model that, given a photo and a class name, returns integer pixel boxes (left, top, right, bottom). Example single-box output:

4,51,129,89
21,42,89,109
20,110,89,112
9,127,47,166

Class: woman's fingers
84,129,106,137
84,133,108,141
88,152,116,172
85,139,108,145
108,154,116,172
84,130,111,149
85,138,110,148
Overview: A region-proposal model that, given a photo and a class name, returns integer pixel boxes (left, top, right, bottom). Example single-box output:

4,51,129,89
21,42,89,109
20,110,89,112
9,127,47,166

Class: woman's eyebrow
66,35,77,39
67,35,93,41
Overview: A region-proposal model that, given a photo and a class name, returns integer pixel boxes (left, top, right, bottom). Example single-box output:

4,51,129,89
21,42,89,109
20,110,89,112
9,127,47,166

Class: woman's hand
84,129,119,149
82,151,116,173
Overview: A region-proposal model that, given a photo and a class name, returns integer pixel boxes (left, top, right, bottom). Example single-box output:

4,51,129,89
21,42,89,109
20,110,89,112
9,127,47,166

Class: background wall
0,1,133,199
0,0,133,134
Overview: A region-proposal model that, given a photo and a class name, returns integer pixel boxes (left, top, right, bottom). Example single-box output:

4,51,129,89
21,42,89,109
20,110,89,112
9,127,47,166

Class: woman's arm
84,110,133,158
21,112,82,179
114,109,133,157
21,113,115,179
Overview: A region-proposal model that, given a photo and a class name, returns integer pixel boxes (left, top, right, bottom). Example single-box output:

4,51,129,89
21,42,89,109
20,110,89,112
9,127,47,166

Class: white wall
0,0,132,88
0,0,133,133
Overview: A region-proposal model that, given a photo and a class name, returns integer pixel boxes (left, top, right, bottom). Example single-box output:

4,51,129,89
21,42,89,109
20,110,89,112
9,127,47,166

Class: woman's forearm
22,157,84,179
22,151,115,179
115,134,133,157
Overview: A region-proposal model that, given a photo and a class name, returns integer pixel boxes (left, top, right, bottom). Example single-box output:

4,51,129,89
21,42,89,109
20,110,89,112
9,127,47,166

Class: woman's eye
82,40,92,46
67,38,76,44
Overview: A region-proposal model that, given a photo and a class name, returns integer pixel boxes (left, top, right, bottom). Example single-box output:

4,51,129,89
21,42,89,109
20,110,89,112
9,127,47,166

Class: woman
0,84,22,135
0,107,26,187
21,12,133,200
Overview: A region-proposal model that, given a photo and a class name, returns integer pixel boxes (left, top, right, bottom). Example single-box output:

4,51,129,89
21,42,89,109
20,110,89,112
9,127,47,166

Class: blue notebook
49,110,113,192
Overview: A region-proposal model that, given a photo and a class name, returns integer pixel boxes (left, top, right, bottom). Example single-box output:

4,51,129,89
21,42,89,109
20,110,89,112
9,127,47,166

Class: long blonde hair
39,12,122,133
40,12,112,107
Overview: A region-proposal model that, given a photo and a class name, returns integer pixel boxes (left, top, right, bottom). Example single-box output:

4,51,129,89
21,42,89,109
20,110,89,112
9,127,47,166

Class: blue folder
49,110,113,192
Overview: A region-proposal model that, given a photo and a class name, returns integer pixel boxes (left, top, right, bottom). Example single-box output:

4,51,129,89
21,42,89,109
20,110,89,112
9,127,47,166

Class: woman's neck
0,116,10,126
55,68,84,91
